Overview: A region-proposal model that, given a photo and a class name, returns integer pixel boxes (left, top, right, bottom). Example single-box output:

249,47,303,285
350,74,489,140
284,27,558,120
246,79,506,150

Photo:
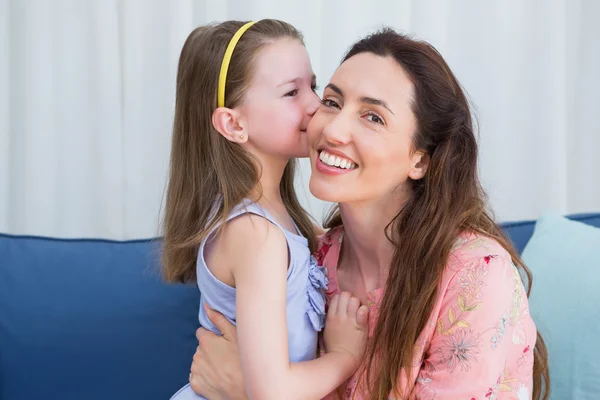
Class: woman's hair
162,20,317,283
325,28,550,400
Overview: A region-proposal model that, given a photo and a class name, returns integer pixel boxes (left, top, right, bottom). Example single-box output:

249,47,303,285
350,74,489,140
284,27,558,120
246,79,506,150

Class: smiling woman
311,29,550,400
309,52,425,206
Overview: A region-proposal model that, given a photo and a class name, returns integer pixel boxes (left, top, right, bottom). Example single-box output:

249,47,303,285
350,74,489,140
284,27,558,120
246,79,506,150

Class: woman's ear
211,107,247,143
408,150,429,180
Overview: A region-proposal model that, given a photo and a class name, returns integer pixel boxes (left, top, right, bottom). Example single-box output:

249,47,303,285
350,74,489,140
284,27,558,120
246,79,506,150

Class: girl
162,20,369,400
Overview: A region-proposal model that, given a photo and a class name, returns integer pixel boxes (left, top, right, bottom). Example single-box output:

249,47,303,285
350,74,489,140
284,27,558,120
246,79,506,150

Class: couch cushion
0,234,199,400
522,214,600,399
500,213,600,254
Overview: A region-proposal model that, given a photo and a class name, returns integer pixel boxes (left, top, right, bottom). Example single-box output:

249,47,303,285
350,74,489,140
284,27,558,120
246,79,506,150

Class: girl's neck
249,150,289,198
252,160,286,199
250,155,295,231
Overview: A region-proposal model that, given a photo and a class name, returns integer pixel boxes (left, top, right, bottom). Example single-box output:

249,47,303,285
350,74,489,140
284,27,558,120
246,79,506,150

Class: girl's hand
323,292,370,370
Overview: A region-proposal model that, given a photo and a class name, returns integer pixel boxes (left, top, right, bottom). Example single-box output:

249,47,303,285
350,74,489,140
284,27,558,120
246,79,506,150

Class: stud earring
239,134,245,140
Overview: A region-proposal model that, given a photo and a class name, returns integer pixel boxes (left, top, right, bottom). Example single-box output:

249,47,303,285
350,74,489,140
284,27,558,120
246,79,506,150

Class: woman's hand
189,306,246,400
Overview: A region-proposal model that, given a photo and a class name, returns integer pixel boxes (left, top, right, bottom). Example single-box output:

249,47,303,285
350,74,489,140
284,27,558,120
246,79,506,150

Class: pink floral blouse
316,227,537,400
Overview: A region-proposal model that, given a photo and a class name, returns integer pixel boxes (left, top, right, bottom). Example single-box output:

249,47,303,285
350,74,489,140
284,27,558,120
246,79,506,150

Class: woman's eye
365,113,384,125
285,89,299,97
321,99,340,109
311,85,319,93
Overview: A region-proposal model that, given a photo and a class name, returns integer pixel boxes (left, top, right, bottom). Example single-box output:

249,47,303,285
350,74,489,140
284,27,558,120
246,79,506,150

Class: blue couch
1,213,599,400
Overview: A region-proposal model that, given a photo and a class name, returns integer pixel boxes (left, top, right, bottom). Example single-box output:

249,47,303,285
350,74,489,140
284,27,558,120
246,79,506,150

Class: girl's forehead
250,39,314,87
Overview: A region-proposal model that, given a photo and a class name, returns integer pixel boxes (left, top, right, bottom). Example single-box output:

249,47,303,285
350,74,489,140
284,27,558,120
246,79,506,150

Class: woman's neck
337,191,407,292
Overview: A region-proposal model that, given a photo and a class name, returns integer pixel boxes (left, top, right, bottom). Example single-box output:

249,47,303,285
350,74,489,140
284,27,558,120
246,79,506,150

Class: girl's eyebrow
278,74,317,87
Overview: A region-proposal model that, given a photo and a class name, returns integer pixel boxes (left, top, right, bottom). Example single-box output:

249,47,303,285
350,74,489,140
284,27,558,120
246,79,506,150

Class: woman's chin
309,178,345,203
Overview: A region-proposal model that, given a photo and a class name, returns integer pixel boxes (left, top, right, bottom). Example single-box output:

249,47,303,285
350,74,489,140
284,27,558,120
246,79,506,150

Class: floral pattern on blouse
317,227,537,400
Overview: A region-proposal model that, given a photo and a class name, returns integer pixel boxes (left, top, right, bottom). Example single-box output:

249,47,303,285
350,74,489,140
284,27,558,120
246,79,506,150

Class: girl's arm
220,214,367,400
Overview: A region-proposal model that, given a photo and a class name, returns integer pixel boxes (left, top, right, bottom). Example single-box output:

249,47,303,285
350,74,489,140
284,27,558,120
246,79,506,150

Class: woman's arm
190,310,245,400
413,254,537,399
219,214,368,400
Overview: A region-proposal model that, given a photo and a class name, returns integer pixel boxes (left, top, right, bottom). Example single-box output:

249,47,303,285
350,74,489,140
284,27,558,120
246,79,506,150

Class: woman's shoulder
314,225,344,265
438,232,521,305
318,224,345,242
448,232,512,269
440,232,518,290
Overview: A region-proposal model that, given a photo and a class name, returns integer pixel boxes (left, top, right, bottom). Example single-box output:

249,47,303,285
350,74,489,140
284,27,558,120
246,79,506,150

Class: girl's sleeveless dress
170,200,328,399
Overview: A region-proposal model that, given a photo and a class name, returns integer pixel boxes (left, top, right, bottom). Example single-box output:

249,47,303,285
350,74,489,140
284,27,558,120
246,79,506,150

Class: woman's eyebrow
325,83,394,115
359,96,394,115
325,83,343,96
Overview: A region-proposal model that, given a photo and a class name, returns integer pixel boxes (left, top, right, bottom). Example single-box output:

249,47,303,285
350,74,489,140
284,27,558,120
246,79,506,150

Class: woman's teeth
319,150,357,170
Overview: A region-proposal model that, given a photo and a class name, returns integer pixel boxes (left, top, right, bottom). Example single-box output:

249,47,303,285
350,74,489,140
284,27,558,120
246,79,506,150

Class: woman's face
307,52,427,205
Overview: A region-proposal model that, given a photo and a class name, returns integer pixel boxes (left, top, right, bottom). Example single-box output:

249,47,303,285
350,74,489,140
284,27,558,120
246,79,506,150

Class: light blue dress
170,200,328,399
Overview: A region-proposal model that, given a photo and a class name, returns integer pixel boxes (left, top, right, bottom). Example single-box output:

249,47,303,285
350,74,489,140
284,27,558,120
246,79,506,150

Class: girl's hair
325,28,550,400
162,20,317,283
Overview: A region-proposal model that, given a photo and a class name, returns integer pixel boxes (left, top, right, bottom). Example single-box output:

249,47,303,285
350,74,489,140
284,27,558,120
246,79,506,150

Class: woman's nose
322,112,352,146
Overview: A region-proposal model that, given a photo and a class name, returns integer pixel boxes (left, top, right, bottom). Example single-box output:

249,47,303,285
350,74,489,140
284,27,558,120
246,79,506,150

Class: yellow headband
217,21,257,108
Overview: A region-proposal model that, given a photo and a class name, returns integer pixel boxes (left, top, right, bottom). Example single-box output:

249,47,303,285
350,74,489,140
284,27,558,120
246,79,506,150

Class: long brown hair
162,20,316,283
325,29,550,399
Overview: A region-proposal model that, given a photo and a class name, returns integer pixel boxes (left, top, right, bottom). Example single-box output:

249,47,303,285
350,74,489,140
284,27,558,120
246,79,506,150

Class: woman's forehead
330,53,414,110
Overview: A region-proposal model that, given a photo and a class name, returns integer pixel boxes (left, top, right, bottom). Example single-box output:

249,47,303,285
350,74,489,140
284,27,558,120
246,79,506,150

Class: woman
187,28,550,399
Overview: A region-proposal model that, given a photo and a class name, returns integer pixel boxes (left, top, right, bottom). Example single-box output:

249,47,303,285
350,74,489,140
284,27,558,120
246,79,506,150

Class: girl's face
240,38,321,160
